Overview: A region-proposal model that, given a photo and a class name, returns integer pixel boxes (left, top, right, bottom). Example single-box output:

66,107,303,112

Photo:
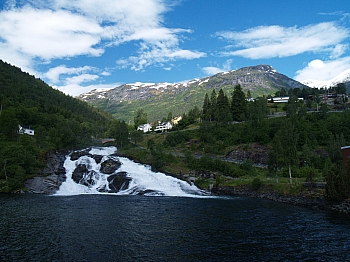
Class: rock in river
107,172,131,193
100,158,122,174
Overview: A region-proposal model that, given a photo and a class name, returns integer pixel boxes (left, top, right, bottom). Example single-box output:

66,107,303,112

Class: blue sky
0,0,349,96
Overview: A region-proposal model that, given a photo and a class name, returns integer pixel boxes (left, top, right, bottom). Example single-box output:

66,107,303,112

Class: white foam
55,147,211,197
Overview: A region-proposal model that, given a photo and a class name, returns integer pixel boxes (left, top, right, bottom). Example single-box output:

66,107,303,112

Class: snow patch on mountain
301,69,350,89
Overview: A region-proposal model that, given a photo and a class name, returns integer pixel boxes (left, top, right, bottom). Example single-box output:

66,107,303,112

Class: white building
137,123,152,133
272,96,289,103
272,97,304,103
154,122,172,132
18,125,34,135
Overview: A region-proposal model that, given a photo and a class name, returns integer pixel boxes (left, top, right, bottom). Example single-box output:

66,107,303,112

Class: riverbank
212,184,350,215
21,148,350,215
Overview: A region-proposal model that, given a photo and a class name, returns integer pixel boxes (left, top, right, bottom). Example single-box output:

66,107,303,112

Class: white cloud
0,0,203,74
202,67,224,75
65,74,99,86
202,59,232,76
216,22,349,59
330,44,348,59
45,65,93,83
294,57,350,81
0,6,103,60
121,44,205,71
54,83,118,97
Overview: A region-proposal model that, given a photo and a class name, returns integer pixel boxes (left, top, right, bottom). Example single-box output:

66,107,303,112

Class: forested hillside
121,84,350,201
0,60,128,192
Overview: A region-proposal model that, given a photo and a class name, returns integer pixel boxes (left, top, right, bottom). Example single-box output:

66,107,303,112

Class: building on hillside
137,123,152,133
271,97,304,103
18,125,34,135
154,122,172,132
172,116,182,125
272,97,289,103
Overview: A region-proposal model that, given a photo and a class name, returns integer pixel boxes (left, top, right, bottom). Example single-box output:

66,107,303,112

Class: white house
154,122,172,132
137,123,152,133
18,125,34,135
272,97,304,103
272,96,289,103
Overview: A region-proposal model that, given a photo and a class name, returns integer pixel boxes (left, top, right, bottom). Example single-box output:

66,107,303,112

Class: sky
0,0,349,97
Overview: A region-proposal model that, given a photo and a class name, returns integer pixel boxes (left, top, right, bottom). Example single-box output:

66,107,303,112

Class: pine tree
216,89,232,124
202,93,211,121
209,89,217,121
231,84,246,121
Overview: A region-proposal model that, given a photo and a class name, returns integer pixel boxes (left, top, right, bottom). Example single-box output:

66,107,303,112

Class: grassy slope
91,84,278,123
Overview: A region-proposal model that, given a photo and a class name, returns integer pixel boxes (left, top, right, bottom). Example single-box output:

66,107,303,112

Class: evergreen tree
231,84,246,121
247,90,252,99
209,89,218,121
216,89,232,124
247,96,268,125
167,112,173,122
202,93,211,121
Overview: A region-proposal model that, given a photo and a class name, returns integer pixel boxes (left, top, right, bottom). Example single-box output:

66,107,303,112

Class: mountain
78,64,308,122
301,69,350,90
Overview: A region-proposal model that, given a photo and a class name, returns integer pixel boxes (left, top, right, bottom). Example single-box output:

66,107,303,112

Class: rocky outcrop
100,158,122,174
225,143,269,166
25,150,68,194
330,199,350,214
107,172,131,193
70,148,91,161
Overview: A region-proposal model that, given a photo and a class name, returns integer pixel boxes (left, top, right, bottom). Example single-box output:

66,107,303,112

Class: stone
70,148,91,161
92,155,103,164
107,172,131,193
100,158,121,174
72,164,89,183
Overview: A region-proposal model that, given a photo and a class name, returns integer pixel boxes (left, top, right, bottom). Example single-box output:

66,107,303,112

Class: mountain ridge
78,64,309,122
301,69,350,90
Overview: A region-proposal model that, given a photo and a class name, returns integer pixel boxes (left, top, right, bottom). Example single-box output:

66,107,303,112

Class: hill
0,60,115,192
78,64,308,122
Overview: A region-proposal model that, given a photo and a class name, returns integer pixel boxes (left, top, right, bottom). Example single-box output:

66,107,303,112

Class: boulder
100,158,121,174
70,148,91,161
92,155,103,164
72,164,89,183
107,172,131,193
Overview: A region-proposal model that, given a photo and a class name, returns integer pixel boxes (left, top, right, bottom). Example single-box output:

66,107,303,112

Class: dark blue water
1,195,350,262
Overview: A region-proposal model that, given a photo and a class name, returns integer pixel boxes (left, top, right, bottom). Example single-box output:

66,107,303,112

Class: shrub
251,177,262,191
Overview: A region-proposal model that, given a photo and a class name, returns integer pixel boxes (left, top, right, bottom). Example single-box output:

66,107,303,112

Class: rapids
55,146,209,197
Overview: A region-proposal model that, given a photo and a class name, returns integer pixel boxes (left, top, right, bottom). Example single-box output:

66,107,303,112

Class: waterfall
55,146,210,197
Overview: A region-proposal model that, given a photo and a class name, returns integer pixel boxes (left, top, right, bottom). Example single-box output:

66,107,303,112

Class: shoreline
211,184,350,215
21,148,350,215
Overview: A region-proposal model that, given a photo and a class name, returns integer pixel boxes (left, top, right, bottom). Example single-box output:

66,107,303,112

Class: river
1,195,350,261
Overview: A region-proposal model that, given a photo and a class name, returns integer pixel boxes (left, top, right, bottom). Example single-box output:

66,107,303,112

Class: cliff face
24,150,68,194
